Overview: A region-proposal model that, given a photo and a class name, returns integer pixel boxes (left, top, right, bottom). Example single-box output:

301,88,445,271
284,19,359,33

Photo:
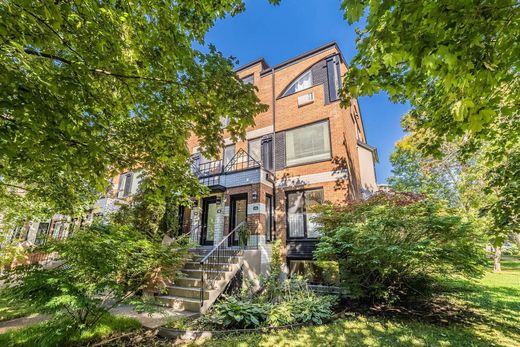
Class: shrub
2,223,190,329
313,192,487,303
267,291,334,326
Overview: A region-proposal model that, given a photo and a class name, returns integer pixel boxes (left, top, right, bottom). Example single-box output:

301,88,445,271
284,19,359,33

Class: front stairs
155,247,243,314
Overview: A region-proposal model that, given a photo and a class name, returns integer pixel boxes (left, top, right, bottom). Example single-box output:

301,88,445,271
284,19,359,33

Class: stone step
167,285,209,300
156,295,201,312
183,262,231,271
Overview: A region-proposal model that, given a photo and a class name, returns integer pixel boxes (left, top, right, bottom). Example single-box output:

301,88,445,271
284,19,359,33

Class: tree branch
22,48,180,84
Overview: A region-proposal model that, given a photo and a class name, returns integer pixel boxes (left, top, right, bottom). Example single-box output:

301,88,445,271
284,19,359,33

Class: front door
229,194,248,246
201,196,217,245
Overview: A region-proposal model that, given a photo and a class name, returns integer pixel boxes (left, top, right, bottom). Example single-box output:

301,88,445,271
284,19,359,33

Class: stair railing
198,220,250,306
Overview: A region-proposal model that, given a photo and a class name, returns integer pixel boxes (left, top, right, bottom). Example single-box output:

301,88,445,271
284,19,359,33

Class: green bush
1,223,190,329
313,192,487,303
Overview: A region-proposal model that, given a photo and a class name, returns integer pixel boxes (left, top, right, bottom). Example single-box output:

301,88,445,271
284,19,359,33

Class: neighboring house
3,170,142,246
184,42,378,284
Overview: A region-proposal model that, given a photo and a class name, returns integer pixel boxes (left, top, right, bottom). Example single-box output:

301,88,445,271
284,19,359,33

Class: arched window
282,70,313,97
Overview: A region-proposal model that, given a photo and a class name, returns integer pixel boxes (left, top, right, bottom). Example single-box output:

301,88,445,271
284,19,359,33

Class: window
248,138,262,162
223,144,235,168
286,189,324,238
286,121,331,166
123,173,133,197
220,116,230,129
288,260,339,285
282,70,313,97
266,194,273,241
35,222,50,245
242,74,254,84
261,136,273,170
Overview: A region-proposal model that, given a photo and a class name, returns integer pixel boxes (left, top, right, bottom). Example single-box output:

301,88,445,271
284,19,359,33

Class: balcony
192,149,271,190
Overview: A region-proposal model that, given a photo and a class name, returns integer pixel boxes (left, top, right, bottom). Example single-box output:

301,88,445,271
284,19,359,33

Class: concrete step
189,254,240,263
156,295,201,312
181,269,226,280
173,277,204,288
167,285,209,300
183,262,231,271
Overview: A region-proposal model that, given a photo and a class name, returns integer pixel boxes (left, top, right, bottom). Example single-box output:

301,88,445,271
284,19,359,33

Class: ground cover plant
313,192,487,303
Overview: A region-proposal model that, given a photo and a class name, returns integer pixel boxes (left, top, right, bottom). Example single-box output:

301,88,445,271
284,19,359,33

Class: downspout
271,67,277,240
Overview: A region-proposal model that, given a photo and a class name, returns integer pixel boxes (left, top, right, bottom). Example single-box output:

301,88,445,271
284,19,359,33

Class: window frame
285,188,324,240
284,120,332,167
281,70,313,97
265,193,273,242
241,74,254,85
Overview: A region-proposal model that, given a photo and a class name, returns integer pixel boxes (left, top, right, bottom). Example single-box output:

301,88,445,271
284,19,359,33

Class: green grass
190,259,520,347
0,289,38,322
0,314,140,347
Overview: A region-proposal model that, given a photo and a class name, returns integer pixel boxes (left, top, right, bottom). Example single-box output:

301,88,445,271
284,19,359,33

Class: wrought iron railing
198,220,259,306
224,148,261,172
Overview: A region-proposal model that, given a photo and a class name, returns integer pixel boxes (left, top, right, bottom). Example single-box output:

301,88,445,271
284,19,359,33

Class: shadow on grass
0,314,140,347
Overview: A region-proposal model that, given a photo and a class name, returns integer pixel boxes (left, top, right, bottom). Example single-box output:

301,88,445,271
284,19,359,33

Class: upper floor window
282,70,313,97
248,138,262,162
242,74,254,84
223,144,235,168
286,121,331,166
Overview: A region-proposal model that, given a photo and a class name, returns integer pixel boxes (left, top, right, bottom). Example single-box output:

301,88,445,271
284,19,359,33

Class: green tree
340,0,519,271
0,1,268,221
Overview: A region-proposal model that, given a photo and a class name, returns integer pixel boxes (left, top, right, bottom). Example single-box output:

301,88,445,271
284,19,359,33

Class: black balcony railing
224,148,261,173
191,149,261,189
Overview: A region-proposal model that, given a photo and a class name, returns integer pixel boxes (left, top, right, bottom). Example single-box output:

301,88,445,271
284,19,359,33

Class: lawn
0,314,140,347
189,258,520,347
0,288,38,323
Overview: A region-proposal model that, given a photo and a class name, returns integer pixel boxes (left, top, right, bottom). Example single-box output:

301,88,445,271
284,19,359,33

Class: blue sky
204,0,409,183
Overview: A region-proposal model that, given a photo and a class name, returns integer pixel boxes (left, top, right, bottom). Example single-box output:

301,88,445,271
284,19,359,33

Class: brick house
183,42,378,283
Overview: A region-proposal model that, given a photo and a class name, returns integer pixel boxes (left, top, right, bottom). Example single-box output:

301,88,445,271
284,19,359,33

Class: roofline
234,58,268,73
260,41,344,76
357,140,379,162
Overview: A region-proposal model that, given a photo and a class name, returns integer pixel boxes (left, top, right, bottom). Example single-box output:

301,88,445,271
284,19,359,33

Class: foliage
199,277,335,330
262,239,282,301
0,287,38,322
0,234,27,271
340,0,519,150
388,134,463,208
208,297,268,329
197,259,520,347
1,222,190,328
0,0,267,217
340,0,519,261
0,314,140,347
266,278,335,326
313,193,487,303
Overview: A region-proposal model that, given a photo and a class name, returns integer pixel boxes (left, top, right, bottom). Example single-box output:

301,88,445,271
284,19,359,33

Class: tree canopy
0,0,267,219
340,0,519,154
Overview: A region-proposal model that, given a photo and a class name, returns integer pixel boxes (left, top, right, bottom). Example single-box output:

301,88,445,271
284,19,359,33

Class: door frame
229,193,248,246
201,196,217,246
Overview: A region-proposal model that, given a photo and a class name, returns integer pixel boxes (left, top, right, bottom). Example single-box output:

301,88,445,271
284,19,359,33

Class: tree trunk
493,246,502,273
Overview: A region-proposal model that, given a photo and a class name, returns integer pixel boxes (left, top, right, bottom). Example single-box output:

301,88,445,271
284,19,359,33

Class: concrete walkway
110,305,197,329
0,306,195,334
0,314,49,334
